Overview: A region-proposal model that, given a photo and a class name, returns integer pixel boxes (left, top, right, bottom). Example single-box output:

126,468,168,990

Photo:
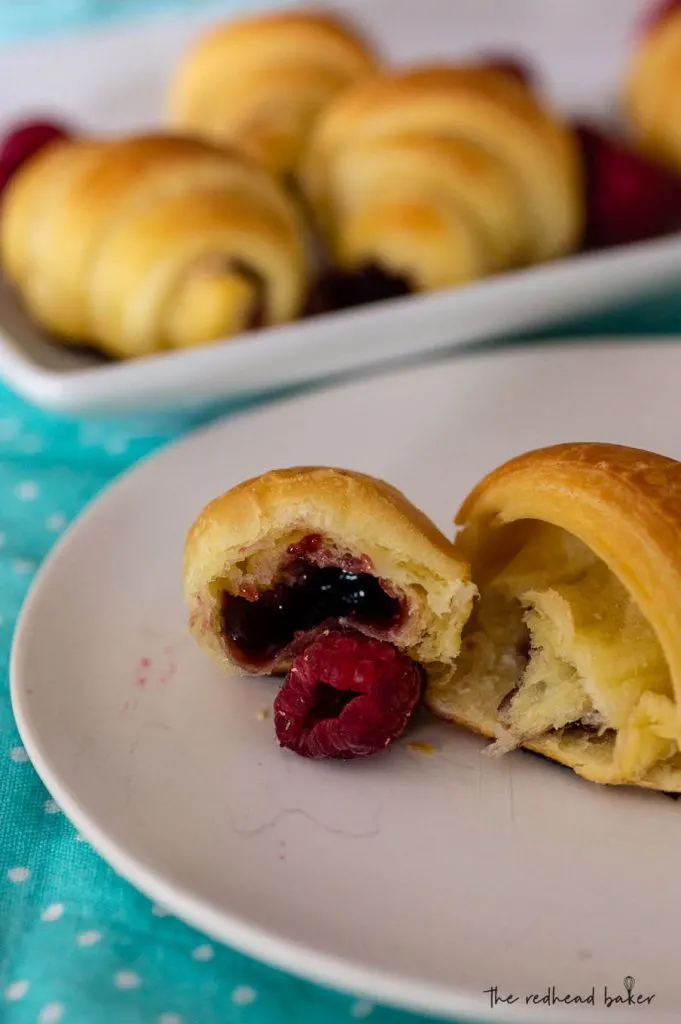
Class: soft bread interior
184,467,476,686
428,520,681,787
211,525,475,671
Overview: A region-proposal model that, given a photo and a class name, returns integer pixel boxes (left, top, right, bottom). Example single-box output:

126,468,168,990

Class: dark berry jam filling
303,262,413,317
221,548,403,667
228,259,267,330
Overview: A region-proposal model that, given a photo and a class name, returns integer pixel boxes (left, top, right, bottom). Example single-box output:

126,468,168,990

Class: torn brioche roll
427,442,681,791
184,466,476,678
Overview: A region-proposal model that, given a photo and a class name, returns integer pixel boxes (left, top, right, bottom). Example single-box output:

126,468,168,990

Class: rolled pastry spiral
0,134,309,358
624,6,681,170
167,10,380,179
301,65,584,290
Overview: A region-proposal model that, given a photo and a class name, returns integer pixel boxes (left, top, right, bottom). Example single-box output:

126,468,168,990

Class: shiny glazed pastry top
429,442,681,792
168,9,380,179
301,64,584,291
0,134,309,359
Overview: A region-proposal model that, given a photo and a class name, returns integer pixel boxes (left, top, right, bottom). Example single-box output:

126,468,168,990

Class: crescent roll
624,3,681,171
183,467,476,678
301,65,583,290
427,442,681,792
168,10,379,179
0,134,309,359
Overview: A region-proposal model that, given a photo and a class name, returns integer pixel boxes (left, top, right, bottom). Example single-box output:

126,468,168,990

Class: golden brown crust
0,133,309,358
454,441,681,706
183,466,475,677
301,62,583,280
185,465,466,572
178,10,377,73
623,10,681,170
429,442,681,792
430,704,681,793
168,9,379,177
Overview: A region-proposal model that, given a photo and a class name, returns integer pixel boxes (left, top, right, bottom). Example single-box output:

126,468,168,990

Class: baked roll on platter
6,2,681,362
185,445,681,793
301,64,583,290
624,0,681,172
0,134,309,359
168,9,380,180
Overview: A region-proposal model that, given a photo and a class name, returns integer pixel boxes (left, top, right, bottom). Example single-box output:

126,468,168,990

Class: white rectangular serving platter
1,0,678,415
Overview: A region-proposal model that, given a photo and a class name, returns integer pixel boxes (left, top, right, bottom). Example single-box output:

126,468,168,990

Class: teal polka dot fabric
2,320,681,1024
0,380,425,1024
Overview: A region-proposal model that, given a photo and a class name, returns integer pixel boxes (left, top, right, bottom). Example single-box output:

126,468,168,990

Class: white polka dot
231,986,257,1006
19,435,43,454
78,425,100,446
38,1002,64,1023
45,513,66,532
10,746,29,763
12,559,35,575
0,531,6,549
76,930,101,947
0,417,20,440
4,979,29,1001
114,970,141,990
151,904,169,917
191,944,214,962
158,1015,183,1024
41,903,64,922
105,438,128,455
74,832,86,843
44,798,60,814
351,999,374,1018
15,480,39,501
7,866,30,884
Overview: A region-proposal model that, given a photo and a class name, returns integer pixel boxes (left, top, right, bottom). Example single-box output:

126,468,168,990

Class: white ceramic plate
11,338,681,1023
2,0,681,415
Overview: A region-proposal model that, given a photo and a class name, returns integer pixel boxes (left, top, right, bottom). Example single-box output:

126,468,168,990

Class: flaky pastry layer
428,442,681,791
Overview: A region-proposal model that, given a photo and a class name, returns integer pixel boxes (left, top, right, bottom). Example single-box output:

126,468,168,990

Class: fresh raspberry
273,630,422,759
0,119,72,199
639,0,681,35
575,123,681,248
